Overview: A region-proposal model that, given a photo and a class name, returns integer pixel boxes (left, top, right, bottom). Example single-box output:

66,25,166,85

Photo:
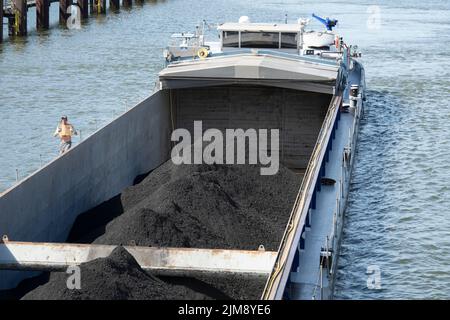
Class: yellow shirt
60,124,72,137
54,123,77,140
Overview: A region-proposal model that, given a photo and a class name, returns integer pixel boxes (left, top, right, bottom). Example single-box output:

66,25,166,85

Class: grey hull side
0,91,172,290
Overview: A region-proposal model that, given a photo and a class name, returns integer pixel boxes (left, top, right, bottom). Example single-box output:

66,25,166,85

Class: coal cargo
22,162,301,300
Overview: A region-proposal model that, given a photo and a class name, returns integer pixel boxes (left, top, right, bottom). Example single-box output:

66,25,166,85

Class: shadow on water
335,89,411,299
347,89,408,212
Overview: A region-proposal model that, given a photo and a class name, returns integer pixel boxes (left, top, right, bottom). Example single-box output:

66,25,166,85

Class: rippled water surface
1,0,449,299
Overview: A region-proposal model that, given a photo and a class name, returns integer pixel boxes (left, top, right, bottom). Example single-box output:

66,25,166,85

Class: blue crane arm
312,13,338,31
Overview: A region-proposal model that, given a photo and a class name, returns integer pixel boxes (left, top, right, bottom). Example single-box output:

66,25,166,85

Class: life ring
197,47,209,59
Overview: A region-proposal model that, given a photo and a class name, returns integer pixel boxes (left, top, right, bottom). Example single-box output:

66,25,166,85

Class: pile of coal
23,161,301,300
95,162,300,251
22,247,208,300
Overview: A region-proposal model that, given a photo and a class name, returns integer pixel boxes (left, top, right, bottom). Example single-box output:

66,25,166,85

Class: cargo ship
0,15,365,300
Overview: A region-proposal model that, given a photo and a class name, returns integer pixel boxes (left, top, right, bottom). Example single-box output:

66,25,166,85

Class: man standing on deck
54,116,77,155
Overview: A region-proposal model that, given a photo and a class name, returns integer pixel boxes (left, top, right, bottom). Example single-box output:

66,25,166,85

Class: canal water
1,0,449,299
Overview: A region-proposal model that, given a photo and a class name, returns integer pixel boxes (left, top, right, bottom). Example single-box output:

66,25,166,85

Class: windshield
280,33,298,48
223,31,239,47
241,32,279,48
222,31,299,49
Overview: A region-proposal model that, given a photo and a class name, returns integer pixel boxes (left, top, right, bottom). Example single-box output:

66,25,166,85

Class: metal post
59,0,73,25
110,0,119,11
12,0,27,36
36,0,50,30
78,0,89,19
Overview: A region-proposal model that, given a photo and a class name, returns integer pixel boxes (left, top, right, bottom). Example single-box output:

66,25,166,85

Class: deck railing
262,95,342,300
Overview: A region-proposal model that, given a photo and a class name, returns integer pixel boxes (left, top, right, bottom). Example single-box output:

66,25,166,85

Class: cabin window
280,33,298,49
240,32,279,48
223,31,240,47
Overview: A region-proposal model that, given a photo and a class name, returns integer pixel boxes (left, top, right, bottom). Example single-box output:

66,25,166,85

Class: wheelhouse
217,23,304,51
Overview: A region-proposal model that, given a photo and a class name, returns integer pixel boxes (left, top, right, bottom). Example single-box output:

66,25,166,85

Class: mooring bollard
36,0,50,30
77,0,89,19
59,0,73,25
110,0,120,11
12,0,27,36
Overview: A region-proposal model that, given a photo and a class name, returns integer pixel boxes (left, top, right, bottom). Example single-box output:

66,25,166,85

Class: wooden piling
93,0,106,14
59,0,73,25
122,0,132,8
110,0,120,11
36,0,50,30
12,0,27,36
0,0,3,43
77,0,89,19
